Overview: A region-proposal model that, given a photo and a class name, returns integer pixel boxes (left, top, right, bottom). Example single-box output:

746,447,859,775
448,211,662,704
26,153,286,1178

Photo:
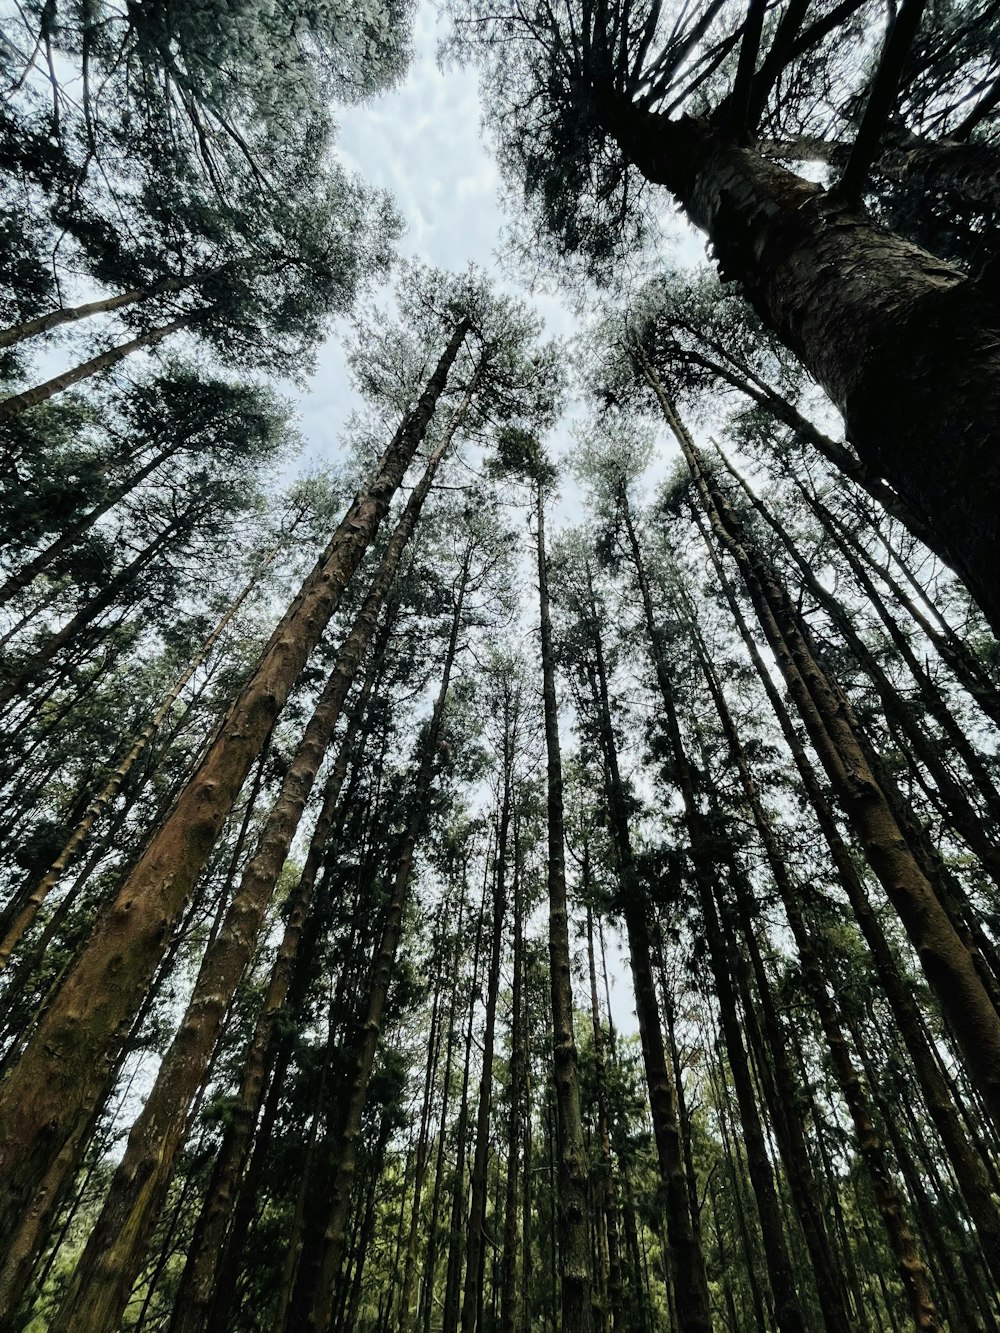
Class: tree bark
644,363,1000,1137
612,105,1000,630
536,478,595,1333
0,564,266,969
0,316,470,1321
300,549,470,1332
0,316,194,420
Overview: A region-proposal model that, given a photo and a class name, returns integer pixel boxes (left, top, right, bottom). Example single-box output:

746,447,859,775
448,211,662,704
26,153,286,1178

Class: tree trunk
0,316,194,420
535,478,595,1333
300,550,470,1332
0,316,470,1321
499,818,525,1333
0,564,266,969
0,269,224,349
613,105,1000,630
460,745,511,1333
645,363,1000,1136
573,571,712,1333
698,515,1000,1291
694,629,938,1329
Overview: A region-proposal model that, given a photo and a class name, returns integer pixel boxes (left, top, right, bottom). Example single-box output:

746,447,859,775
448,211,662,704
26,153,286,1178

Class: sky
278,2,714,1039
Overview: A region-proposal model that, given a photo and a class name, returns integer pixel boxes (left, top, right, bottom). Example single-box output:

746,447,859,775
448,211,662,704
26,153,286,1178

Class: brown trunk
585,903,625,1333
0,316,194,419
49,407,466,1333
694,627,938,1329
0,564,267,969
0,507,188,710
167,646,381,1333
699,515,1000,1291
613,105,1000,630
0,316,469,1321
460,731,512,1333
644,362,1000,1136
499,818,525,1333
300,551,470,1332
536,479,594,1333
574,570,712,1333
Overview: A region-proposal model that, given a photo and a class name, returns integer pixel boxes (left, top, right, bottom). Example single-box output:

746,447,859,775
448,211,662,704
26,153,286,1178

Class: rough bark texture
54,403,470,1332
0,317,469,1321
0,566,263,970
698,516,1000,1290
613,106,1000,630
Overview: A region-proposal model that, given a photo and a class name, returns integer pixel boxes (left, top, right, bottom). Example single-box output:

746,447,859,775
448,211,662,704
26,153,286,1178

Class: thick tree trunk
535,480,594,1333
613,106,1000,629
53,408,468,1333
0,316,469,1321
0,316,194,420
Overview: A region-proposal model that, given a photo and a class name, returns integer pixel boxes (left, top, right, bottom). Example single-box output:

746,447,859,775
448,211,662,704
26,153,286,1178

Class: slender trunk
0,508,188,709
697,515,1000,1290
399,906,449,1333
573,574,711,1333
0,438,197,608
585,903,625,1333
0,268,224,349
536,479,594,1333
168,648,382,1333
443,859,488,1333
419,873,468,1333
612,103,1000,629
0,565,265,968
499,818,524,1333
48,408,464,1333
696,636,938,1329
0,316,194,420
460,759,511,1333
644,365,1000,1134
301,554,470,1333
0,317,470,1321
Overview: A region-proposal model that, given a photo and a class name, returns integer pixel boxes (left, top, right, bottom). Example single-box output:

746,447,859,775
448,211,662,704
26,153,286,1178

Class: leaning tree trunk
535,478,595,1333
697,516,1000,1290
0,561,269,969
0,315,194,420
47,402,468,1333
0,316,470,1322
695,631,938,1331
612,104,1000,631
